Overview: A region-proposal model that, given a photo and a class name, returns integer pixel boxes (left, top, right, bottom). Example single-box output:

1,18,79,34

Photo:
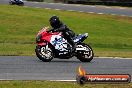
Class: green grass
0,81,132,88
44,0,54,3
0,5,132,57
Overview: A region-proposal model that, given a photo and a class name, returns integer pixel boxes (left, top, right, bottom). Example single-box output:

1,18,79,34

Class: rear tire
35,45,54,62
76,43,94,62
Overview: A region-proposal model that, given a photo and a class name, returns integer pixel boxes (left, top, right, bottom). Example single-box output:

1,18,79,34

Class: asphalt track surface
0,56,132,81
0,0,132,81
0,0,132,17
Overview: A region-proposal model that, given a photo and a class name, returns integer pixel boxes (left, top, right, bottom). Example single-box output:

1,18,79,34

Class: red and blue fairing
36,27,68,52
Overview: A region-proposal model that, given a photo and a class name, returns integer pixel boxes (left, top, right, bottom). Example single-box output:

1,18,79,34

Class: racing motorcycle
9,0,24,6
35,27,94,62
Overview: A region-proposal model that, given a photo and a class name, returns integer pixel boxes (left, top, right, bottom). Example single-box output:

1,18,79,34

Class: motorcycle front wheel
35,45,54,62
76,43,94,62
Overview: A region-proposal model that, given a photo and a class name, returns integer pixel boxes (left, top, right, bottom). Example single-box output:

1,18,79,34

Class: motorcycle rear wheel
35,45,54,62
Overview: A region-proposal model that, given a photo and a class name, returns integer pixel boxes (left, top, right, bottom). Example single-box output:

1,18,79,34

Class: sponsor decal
76,66,131,84
50,35,68,51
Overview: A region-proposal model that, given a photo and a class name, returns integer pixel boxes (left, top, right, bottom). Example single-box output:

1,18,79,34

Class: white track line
91,6,96,7
111,14,116,15
95,57,132,59
104,7,111,9
0,79,13,80
55,9,61,11
67,10,75,11
0,79,76,81
78,11,84,13
50,80,76,82
121,15,127,17
119,7,125,9
45,8,51,9
88,12,95,14
97,13,104,14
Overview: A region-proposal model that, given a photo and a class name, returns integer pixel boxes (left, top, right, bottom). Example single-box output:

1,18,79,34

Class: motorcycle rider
48,16,76,51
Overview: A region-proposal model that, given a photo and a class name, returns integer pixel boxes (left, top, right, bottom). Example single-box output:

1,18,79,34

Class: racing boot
69,39,76,53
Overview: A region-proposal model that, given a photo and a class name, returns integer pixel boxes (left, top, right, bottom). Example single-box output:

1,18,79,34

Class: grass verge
0,5,132,57
0,81,132,88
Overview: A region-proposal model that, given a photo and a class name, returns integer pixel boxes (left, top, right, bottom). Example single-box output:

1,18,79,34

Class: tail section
73,33,88,43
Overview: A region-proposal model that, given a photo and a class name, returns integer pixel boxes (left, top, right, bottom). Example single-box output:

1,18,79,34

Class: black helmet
49,16,61,29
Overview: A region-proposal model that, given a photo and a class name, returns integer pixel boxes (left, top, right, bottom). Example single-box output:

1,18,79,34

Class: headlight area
36,34,42,42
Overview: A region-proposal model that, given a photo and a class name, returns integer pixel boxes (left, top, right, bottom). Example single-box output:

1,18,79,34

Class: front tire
76,43,94,62
35,45,54,62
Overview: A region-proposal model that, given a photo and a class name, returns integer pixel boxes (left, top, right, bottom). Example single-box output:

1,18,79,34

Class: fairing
50,34,68,52
73,33,88,43
36,28,68,52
